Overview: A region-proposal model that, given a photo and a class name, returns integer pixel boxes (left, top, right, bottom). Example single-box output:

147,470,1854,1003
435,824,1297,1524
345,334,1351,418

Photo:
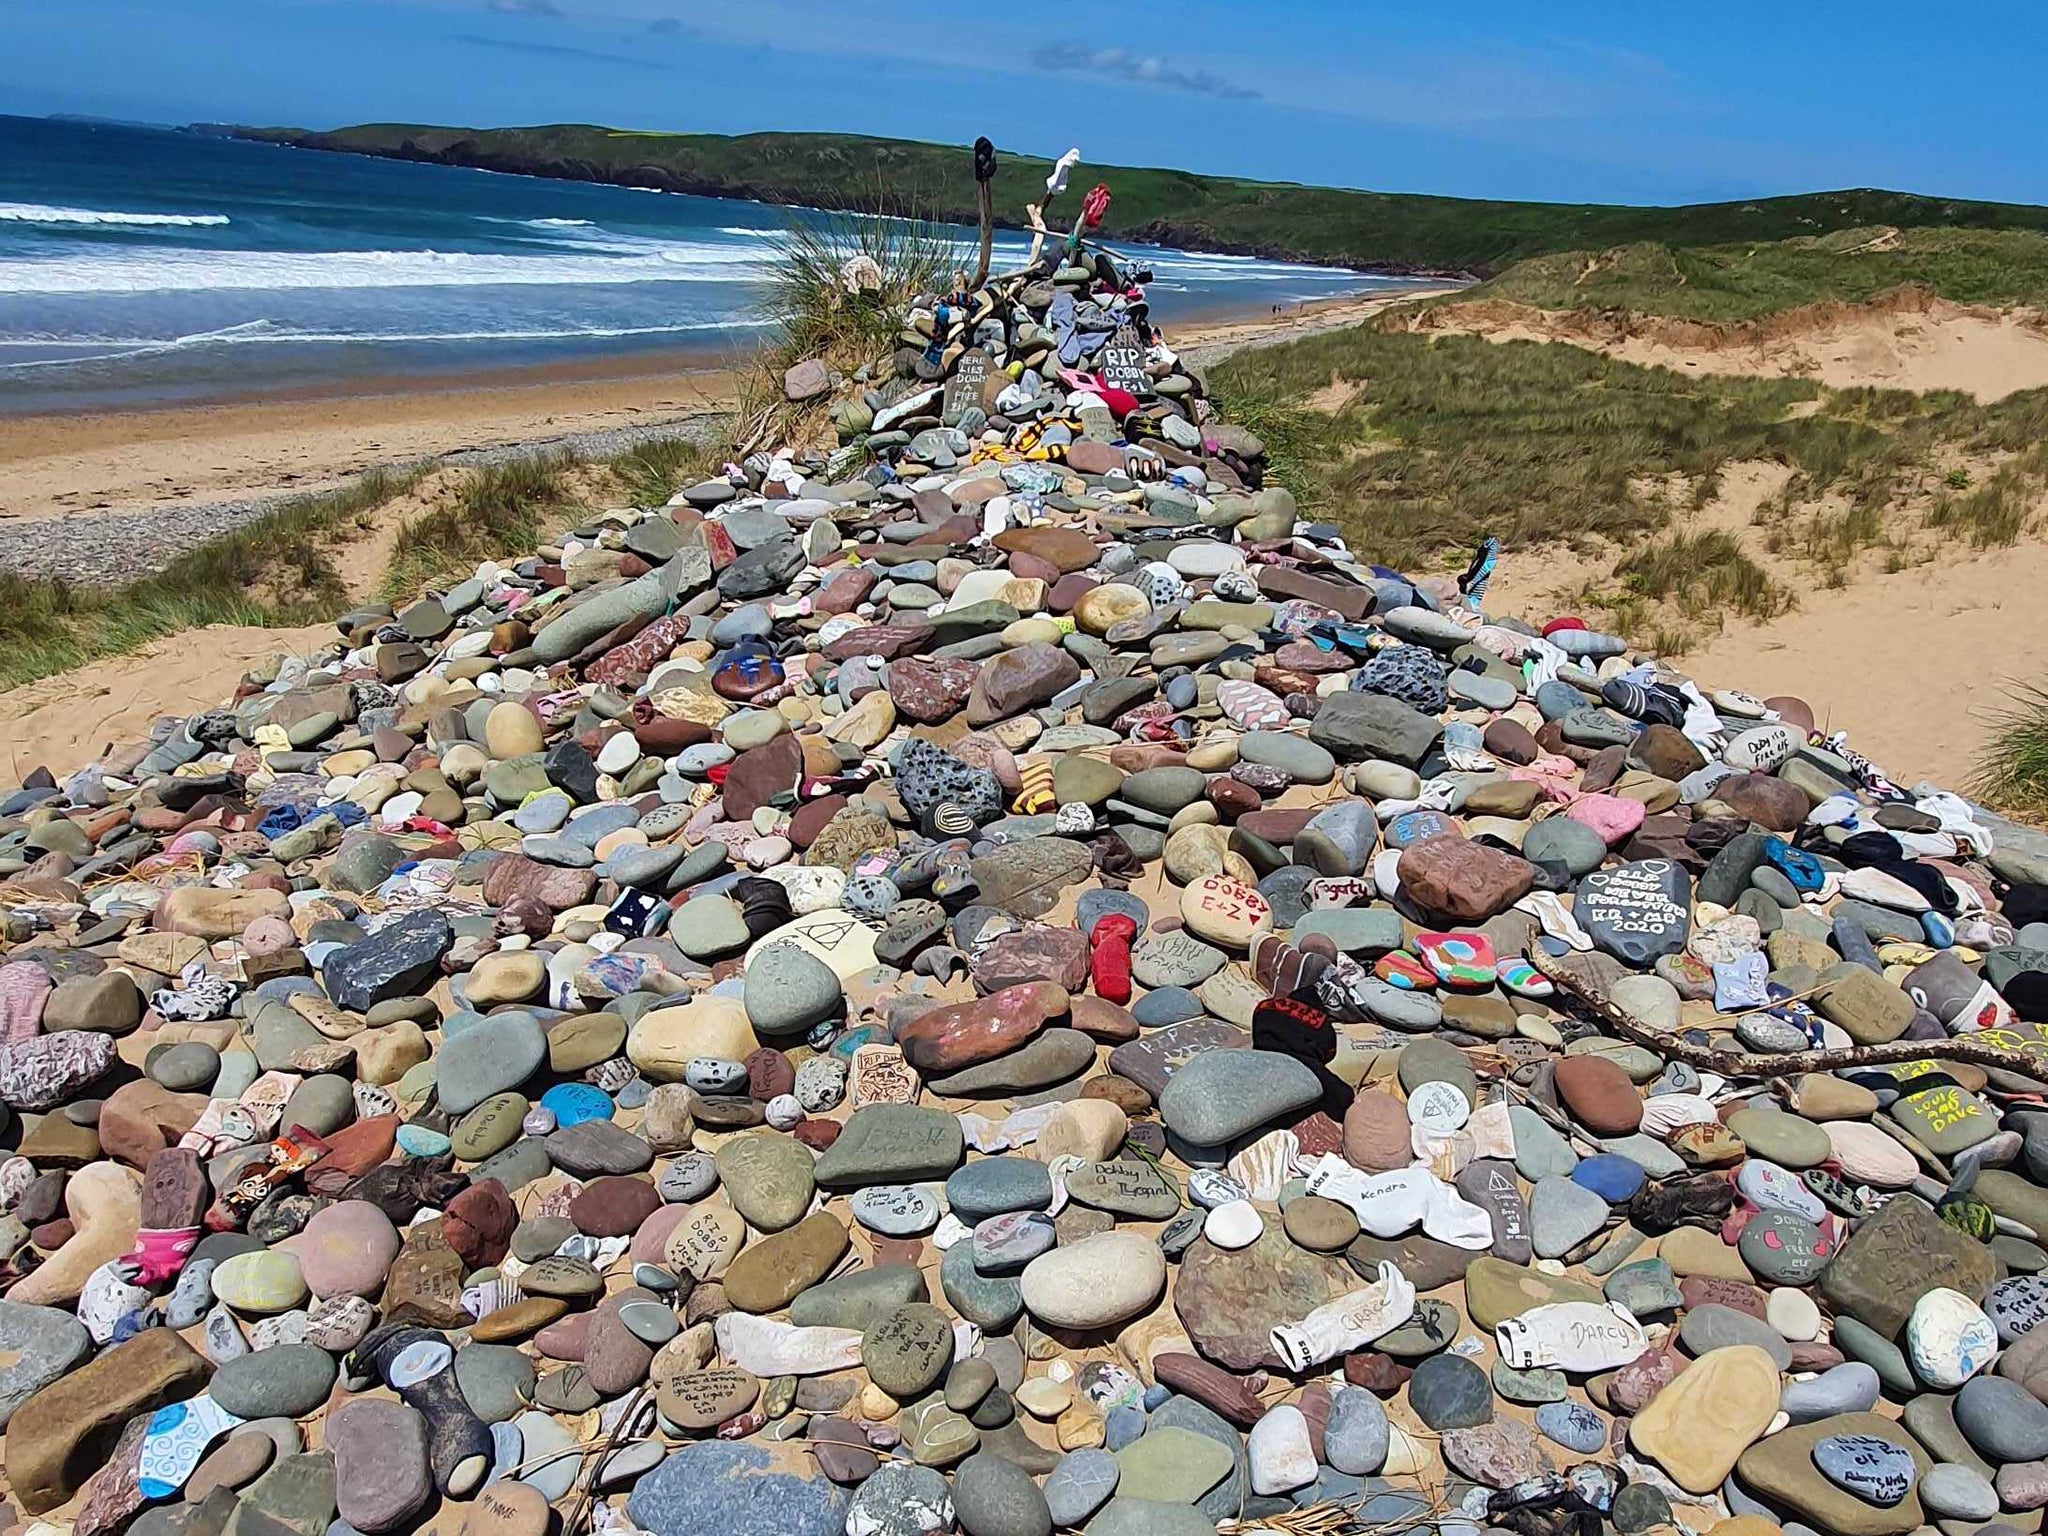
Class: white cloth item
714,1314,864,1376
1805,793,1861,829
1517,890,1593,952
1045,148,1081,198
1267,1261,1417,1373
1520,637,1566,693
1637,1093,1721,1140
1414,1098,1519,1175
1494,1301,1650,1371
1917,790,1995,856
1301,1157,1494,1250
1443,740,1498,773
1837,865,1931,912
1375,780,1460,821
1370,848,1406,897
1676,679,1728,757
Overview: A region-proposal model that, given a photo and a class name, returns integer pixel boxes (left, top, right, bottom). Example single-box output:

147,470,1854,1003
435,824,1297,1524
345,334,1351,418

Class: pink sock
116,1226,203,1287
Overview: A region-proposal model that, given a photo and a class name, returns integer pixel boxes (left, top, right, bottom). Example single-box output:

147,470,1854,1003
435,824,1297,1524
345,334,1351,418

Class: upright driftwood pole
971,136,996,290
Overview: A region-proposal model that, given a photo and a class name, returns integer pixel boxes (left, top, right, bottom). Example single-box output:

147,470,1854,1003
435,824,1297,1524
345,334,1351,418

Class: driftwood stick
1527,943,2048,1078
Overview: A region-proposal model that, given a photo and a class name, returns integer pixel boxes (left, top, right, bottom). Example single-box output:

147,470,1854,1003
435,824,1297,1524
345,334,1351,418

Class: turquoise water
0,115,1429,413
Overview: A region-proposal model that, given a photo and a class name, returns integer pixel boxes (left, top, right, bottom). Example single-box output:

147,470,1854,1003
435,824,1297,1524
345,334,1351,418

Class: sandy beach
0,349,745,525
0,288,1448,529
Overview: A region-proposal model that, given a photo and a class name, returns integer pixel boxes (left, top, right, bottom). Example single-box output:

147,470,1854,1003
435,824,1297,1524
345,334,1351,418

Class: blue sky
5,0,2045,206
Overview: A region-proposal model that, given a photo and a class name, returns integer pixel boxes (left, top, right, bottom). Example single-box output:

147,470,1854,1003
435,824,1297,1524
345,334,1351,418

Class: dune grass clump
1972,682,2048,822
382,451,578,602
608,433,723,508
0,466,424,690
761,212,955,372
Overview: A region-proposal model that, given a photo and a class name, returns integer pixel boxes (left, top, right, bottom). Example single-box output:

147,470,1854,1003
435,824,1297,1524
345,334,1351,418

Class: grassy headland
230,121,2048,277
1447,225,2048,320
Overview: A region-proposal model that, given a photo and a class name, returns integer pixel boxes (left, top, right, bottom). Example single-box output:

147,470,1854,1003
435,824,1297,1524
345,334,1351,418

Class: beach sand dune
1410,290,2048,401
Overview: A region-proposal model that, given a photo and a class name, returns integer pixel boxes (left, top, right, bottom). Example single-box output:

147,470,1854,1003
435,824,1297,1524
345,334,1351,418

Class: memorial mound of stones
10,225,2048,1536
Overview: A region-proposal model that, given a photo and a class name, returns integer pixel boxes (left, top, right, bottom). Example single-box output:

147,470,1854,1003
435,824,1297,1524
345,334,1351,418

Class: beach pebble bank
5,213,2048,1536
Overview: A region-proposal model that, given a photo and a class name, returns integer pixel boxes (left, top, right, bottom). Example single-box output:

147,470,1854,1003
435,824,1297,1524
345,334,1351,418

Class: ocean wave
0,201,230,228
0,316,771,372
0,242,778,295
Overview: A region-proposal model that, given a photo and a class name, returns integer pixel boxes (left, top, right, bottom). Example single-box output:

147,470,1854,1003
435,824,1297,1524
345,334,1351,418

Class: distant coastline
226,121,2048,278
231,125,1470,281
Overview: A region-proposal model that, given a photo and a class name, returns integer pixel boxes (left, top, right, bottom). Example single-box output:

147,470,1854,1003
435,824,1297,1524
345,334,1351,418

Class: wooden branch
972,181,994,290
1526,943,2048,1078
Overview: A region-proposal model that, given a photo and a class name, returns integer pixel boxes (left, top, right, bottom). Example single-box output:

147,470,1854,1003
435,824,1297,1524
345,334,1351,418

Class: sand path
1,623,338,783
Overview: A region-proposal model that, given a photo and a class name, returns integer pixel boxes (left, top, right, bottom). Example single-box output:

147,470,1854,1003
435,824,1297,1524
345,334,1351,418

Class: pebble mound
9,237,2048,1536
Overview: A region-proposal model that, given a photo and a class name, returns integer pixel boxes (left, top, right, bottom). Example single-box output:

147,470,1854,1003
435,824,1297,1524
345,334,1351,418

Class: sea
0,115,1430,415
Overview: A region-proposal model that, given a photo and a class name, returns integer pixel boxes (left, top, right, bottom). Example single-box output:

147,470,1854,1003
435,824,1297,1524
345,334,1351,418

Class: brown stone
723,1212,849,1312
721,734,805,822
1712,773,1811,833
569,1176,661,1238
96,1079,206,1169
1152,1352,1266,1426
896,982,1069,1072
993,526,1099,573
461,1481,551,1536
1068,997,1139,1043
5,1328,209,1514
965,644,1082,726
383,1221,471,1327
887,656,984,725
1396,836,1536,925
1553,1054,1642,1136
1342,1090,1413,1173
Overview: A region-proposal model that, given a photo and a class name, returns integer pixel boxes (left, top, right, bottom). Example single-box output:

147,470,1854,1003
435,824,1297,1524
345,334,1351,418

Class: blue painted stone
1570,1153,1645,1204
395,1124,451,1158
540,1082,616,1128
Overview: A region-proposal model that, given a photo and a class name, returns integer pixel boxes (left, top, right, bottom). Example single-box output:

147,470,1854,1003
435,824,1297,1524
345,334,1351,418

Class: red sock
1090,914,1138,1005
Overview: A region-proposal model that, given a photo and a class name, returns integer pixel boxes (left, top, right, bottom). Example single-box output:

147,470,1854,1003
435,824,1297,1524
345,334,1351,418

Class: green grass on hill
233,121,2048,276
1206,326,2048,576
1459,226,2048,322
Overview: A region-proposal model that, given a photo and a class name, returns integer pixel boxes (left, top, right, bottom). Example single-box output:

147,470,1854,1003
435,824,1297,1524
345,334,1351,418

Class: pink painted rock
480,853,596,914
970,926,1089,994
631,1205,691,1266
583,1306,655,1395
1565,793,1647,847
0,961,52,1043
1609,1348,1681,1413
0,1031,118,1112
287,1200,401,1298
